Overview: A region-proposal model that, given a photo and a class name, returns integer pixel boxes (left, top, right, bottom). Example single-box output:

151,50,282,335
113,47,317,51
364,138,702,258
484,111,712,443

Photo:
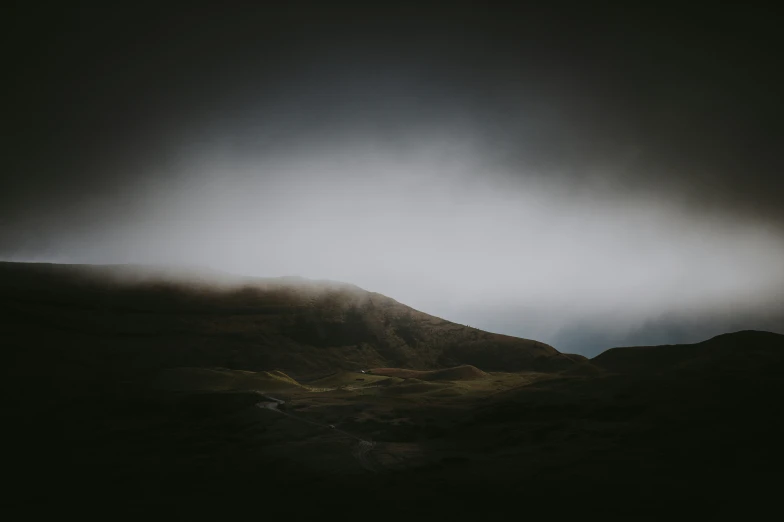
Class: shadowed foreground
4,263,784,517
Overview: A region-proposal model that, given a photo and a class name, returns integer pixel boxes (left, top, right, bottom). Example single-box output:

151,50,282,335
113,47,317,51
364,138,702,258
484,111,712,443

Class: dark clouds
3,3,783,353
6,4,783,228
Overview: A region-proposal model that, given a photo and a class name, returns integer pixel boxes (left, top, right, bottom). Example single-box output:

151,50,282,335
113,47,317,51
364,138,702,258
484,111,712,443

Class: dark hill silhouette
0,262,573,379
592,330,784,374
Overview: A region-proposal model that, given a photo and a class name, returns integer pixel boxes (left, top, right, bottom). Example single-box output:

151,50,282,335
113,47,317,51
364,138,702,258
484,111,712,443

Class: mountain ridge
1,261,573,378
592,329,784,374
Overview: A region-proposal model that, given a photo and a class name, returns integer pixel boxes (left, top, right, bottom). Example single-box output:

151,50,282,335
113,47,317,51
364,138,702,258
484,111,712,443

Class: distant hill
592,330,784,374
0,262,574,382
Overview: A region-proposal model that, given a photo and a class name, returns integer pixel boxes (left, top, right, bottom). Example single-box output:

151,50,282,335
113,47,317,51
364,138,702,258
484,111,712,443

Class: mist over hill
1,262,572,383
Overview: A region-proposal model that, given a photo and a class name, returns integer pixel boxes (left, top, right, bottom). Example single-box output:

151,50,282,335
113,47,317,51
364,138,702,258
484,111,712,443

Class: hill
4,262,783,516
591,330,784,374
151,367,304,392
0,262,574,384
370,365,489,380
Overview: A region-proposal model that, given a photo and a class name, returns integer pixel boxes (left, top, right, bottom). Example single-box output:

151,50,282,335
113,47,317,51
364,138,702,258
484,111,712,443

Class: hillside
370,365,489,380
592,330,784,374
5,262,783,516
1,262,573,383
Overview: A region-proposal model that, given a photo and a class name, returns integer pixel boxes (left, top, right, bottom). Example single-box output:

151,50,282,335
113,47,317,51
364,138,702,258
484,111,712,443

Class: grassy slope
5,262,784,516
370,365,489,380
151,367,304,392
10,331,783,516
1,261,573,379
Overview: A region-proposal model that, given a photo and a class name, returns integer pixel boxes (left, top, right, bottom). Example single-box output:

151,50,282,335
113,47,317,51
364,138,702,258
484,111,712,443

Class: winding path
256,394,378,472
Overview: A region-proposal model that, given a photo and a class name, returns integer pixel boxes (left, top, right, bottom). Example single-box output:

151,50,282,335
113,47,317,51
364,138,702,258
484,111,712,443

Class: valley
4,262,783,517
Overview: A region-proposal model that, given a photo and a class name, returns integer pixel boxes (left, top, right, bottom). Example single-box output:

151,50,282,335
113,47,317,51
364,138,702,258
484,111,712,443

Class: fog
6,133,783,355
4,5,783,355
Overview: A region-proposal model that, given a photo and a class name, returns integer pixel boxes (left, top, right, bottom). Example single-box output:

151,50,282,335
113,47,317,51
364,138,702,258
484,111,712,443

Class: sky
3,3,783,355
